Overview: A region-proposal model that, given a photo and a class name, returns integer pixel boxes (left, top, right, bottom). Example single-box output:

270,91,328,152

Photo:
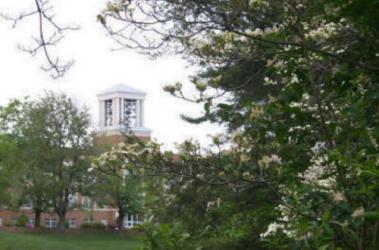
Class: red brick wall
0,209,116,228
95,134,151,149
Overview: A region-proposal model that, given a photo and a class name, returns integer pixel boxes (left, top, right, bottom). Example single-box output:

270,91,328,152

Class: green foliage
80,222,106,230
91,136,145,229
101,0,379,249
0,92,94,229
17,214,29,227
138,221,194,250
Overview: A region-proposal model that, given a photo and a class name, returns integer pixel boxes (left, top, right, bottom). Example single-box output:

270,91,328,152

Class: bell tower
96,84,152,144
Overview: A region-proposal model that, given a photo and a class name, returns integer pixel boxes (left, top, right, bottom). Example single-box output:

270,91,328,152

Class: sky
0,0,222,150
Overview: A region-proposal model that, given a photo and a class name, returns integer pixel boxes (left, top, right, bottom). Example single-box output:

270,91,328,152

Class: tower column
120,98,124,125
136,100,141,127
99,100,105,129
140,100,144,127
113,97,120,127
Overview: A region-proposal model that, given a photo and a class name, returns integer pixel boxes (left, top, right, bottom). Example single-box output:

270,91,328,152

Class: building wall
95,134,150,148
0,209,116,228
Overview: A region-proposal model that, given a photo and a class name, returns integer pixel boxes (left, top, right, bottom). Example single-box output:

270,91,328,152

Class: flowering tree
2,0,378,248
91,139,145,229
98,0,379,249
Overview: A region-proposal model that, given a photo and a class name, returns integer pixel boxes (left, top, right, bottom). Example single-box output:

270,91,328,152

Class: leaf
318,243,331,250
364,211,379,220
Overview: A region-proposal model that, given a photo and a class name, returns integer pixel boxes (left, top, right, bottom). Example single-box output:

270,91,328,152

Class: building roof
97,84,146,97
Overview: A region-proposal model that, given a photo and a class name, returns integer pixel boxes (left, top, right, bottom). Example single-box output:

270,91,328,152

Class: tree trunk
57,211,66,231
34,208,42,227
118,208,125,230
56,189,69,231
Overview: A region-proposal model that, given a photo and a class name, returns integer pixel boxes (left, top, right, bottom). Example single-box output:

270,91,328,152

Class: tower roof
97,84,146,99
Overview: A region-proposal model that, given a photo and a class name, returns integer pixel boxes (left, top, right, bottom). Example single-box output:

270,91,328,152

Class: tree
97,1,379,249
37,92,93,230
91,137,144,229
0,99,51,226
0,134,20,209
1,0,379,248
0,93,93,229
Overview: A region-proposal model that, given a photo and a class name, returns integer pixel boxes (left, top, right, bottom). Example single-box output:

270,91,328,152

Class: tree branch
1,0,79,79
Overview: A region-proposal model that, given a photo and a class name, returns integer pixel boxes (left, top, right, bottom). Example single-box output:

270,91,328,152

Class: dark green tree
0,93,93,229
99,1,379,249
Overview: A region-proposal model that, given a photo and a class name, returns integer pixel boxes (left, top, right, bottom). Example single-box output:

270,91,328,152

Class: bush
81,222,106,230
17,214,29,227
140,221,194,250
108,224,119,231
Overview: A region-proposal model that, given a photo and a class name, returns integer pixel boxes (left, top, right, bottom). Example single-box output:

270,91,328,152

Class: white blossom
263,77,277,86
352,207,365,218
305,22,342,41
311,141,327,154
259,154,282,168
260,222,284,238
331,191,345,203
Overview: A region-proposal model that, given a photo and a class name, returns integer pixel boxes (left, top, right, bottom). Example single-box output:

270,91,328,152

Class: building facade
0,84,151,229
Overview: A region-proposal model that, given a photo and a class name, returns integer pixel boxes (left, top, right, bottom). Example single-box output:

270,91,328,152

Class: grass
0,231,142,250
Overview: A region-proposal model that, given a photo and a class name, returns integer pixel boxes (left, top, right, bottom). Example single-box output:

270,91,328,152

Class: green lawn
0,231,142,250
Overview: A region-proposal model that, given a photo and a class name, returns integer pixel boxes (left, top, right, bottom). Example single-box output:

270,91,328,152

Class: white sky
0,0,222,150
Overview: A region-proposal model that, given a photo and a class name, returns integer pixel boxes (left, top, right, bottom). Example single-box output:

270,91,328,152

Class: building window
68,218,77,229
28,218,34,226
122,99,137,128
82,197,94,209
44,218,57,229
101,219,108,226
68,193,78,207
0,217,3,227
22,201,33,209
84,217,93,224
11,217,17,226
105,100,113,126
123,214,142,229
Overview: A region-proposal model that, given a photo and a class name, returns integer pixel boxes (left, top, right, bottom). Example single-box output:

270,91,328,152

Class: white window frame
28,218,34,226
0,217,3,227
123,214,142,229
68,218,77,229
84,217,93,224
100,219,108,226
82,197,94,209
44,218,57,229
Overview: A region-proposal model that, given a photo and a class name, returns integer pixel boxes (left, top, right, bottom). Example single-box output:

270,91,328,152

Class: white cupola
97,84,151,138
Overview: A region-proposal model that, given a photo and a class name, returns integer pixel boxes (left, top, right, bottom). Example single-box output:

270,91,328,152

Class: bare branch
1,0,79,79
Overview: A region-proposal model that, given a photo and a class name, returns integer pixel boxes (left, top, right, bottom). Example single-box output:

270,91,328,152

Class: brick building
0,84,151,229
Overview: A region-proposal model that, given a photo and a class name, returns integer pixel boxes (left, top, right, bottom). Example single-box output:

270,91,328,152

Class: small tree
91,138,144,229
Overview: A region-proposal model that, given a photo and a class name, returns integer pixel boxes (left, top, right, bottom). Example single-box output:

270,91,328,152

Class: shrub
81,222,106,230
80,223,92,229
108,224,119,231
92,222,106,230
17,214,29,227
140,221,194,250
